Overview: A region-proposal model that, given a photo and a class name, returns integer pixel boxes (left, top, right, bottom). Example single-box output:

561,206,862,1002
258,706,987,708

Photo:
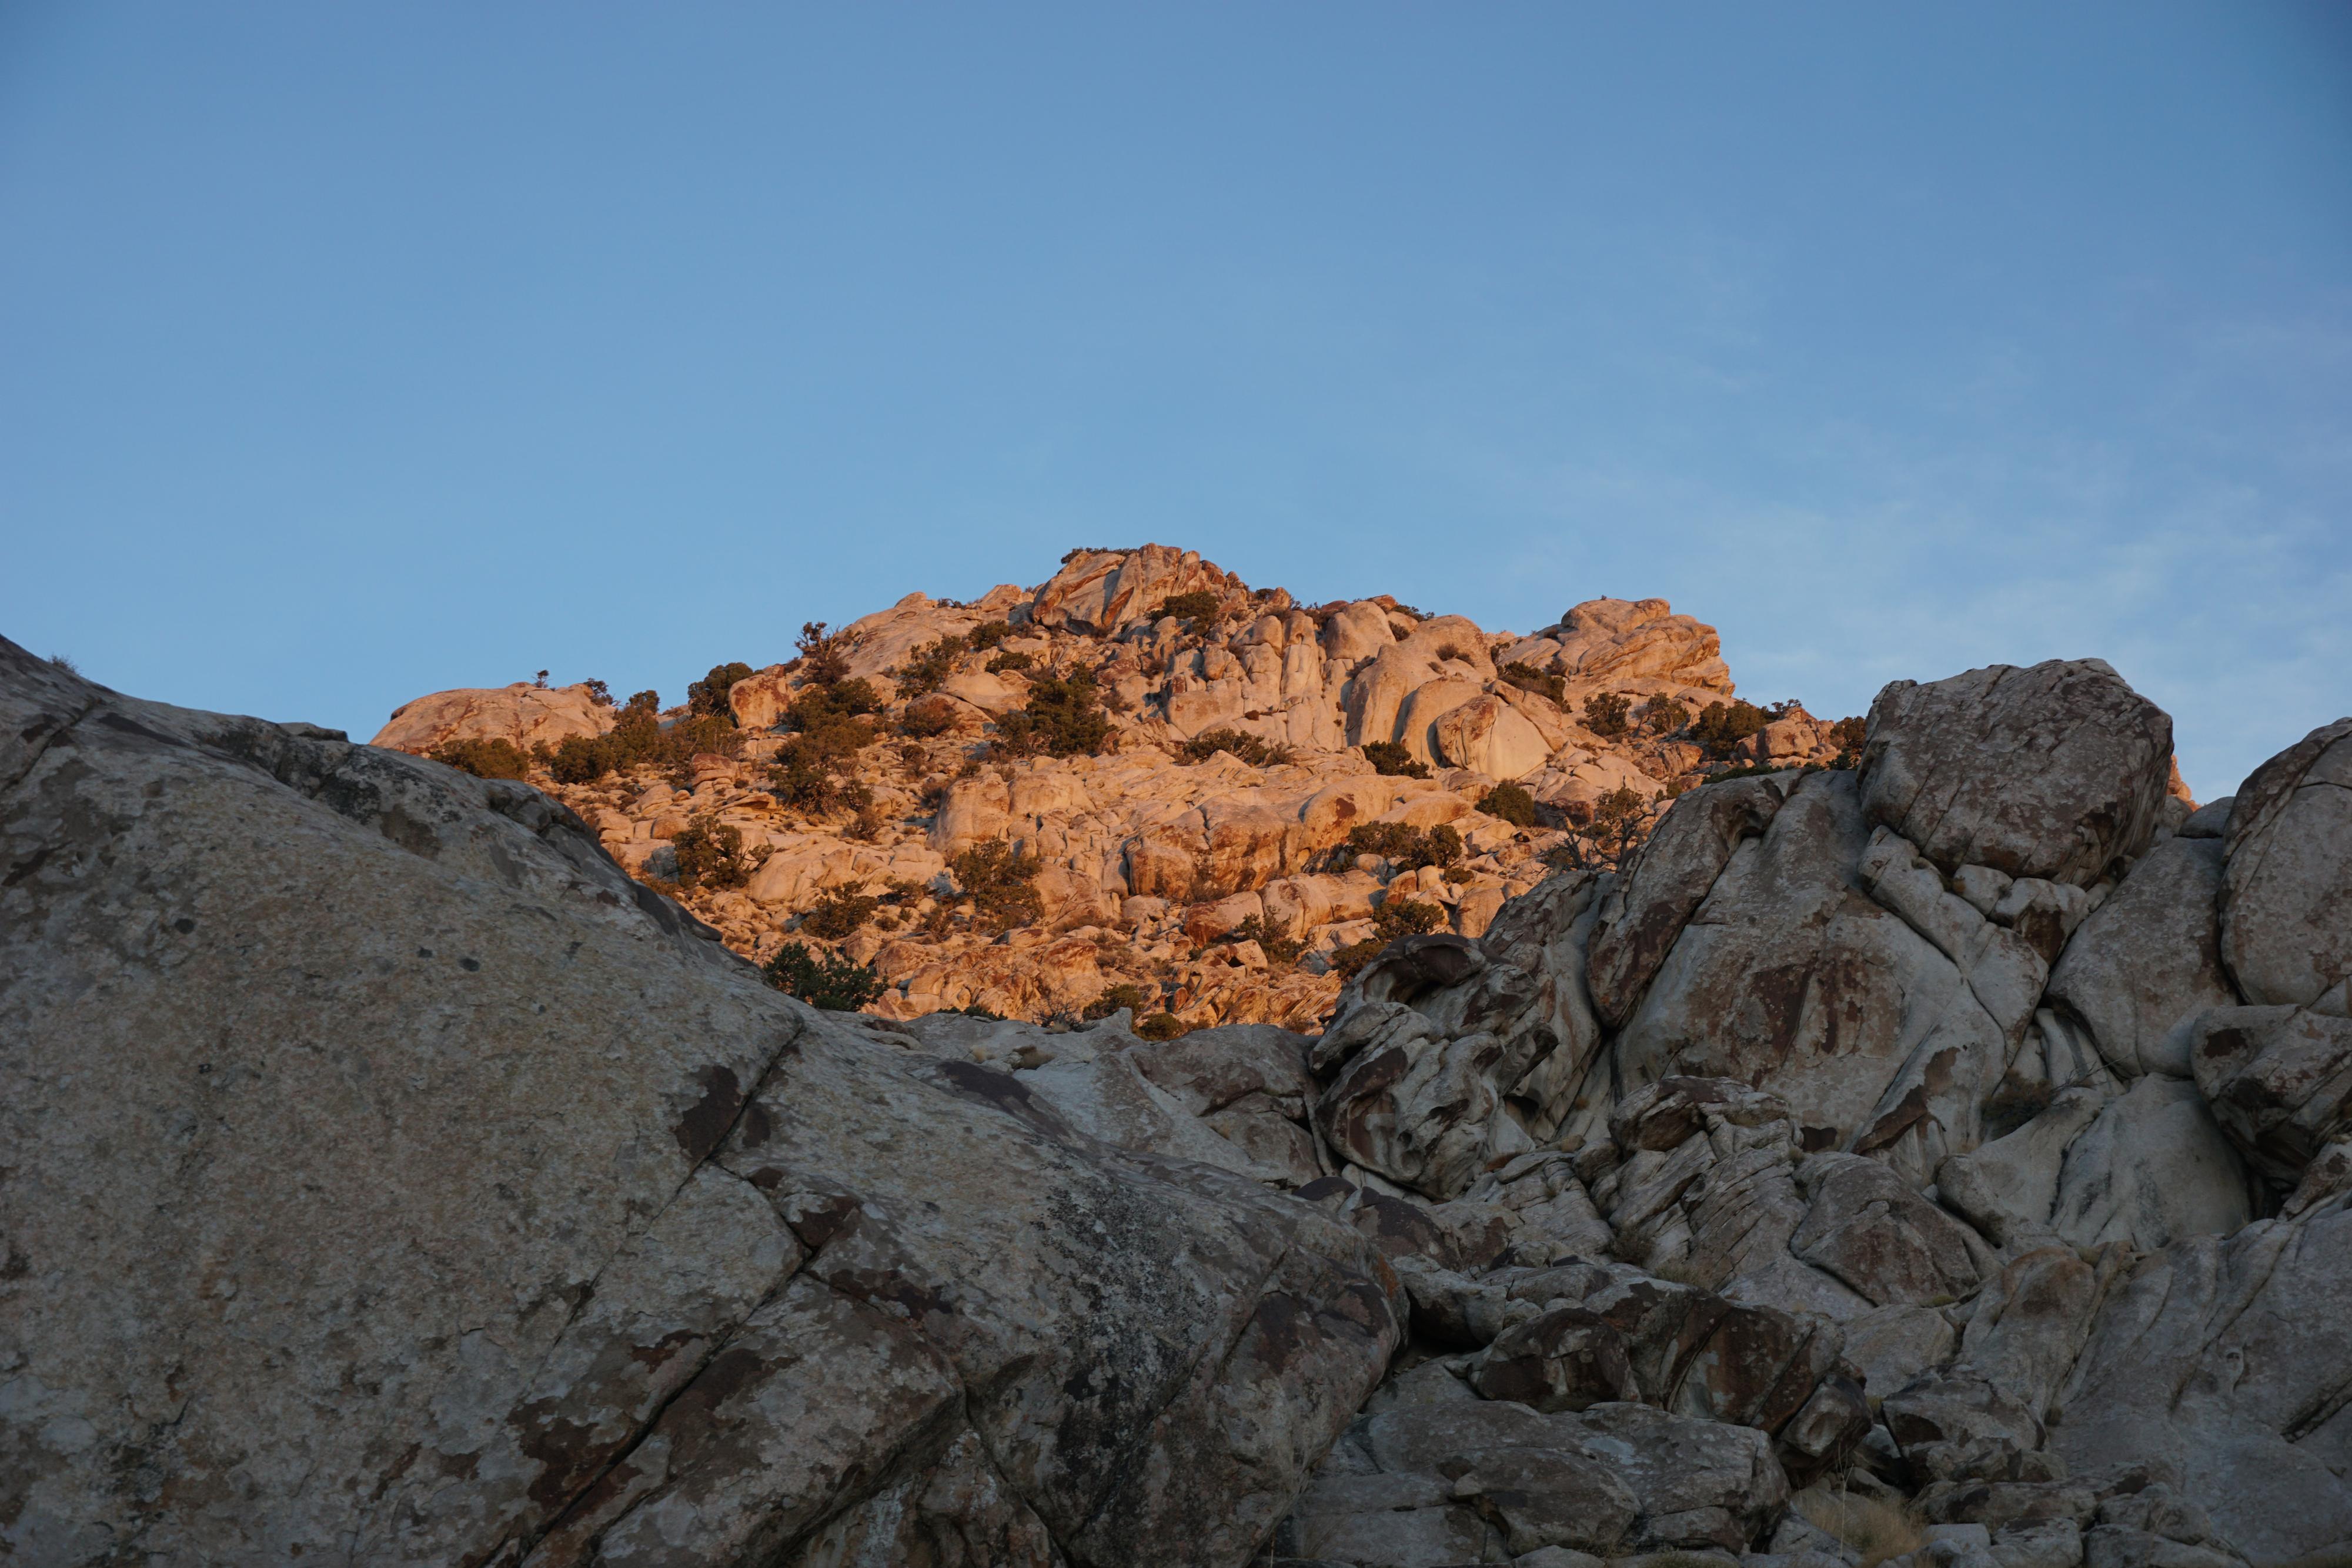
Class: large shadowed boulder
2053,1194,2352,1566
0,638,1398,1567
2219,716,2352,1009
1857,658,2173,887
2043,833,2239,1079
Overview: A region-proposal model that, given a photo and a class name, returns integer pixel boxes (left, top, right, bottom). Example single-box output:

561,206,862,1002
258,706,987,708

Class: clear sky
2,4,2346,800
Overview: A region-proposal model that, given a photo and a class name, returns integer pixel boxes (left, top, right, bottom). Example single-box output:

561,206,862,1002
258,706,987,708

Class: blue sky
2,4,2345,800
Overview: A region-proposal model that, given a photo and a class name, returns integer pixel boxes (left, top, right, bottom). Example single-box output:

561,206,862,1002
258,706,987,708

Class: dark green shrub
965,619,1012,649
1436,642,1469,663
1478,782,1538,827
1499,662,1564,704
671,816,750,890
1325,821,1461,872
1830,715,1867,753
1152,591,1222,623
1083,982,1157,1022
790,679,881,725
664,711,745,762
1134,1012,1192,1041
1374,897,1444,938
894,636,965,697
801,887,879,939
950,839,1044,931
1643,696,1690,734
547,733,613,784
1328,939,1384,979
1690,699,1770,758
430,738,532,781
761,941,884,1011
794,621,863,687
993,669,1110,758
1178,727,1294,767
900,696,958,738
1361,740,1430,778
687,661,755,719
985,650,1034,674
1222,914,1305,966
1584,692,1632,737
582,678,613,707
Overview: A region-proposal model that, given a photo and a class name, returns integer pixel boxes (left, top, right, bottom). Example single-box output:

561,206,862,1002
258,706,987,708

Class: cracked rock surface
6,612,2351,1568
0,637,1398,1566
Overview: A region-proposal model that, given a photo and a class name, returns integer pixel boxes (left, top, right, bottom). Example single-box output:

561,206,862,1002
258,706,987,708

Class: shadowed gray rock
0,638,1398,1567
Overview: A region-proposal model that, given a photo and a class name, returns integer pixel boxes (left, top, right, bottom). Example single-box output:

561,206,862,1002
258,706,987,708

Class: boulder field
4,565,2348,1566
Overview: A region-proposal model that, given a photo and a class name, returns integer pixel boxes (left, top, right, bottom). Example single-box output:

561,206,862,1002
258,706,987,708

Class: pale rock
372,680,614,753
2219,717,2352,1008
2047,1075,2254,1253
1791,1153,1992,1307
1029,543,1237,634
2186,1002,2352,1187
1937,1088,2109,1249
2044,835,2236,1079
1433,691,1553,780
1858,660,2173,887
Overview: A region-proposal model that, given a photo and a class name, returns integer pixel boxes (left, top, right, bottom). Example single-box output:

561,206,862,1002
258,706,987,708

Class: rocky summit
372,544,1869,1037
2,548,2347,1568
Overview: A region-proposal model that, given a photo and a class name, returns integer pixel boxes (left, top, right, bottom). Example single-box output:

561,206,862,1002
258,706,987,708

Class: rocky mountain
368,545,1880,1035
5,567,2346,1568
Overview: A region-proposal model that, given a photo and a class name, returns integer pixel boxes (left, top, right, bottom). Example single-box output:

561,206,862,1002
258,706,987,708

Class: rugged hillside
4,627,2347,1566
373,544,1887,1032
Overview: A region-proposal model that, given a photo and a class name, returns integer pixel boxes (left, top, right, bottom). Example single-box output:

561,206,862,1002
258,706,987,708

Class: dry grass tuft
1793,1485,1925,1568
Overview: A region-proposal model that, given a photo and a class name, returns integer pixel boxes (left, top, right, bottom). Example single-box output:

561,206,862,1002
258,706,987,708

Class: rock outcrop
370,546,1788,1036
13,553,2350,1568
0,638,1398,1566
375,679,616,753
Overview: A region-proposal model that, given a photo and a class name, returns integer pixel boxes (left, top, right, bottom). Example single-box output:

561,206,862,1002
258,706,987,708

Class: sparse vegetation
992,668,1111,758
900,696,958,738
801,886,880,939
1217,915,1305,966
1790,1486,1925,1568
1643,695,1690,734
1134,1011,1193,1040
1151,591,1222,623
1544,784,1657,872
1499,661,1564,704
1322,821,1462,873
1361,740,1430,778
670,815,751,891
985,650,1035,674
1177,728,1294,767
760,941,884,1011
1328,895,1448,980
1478,781,1538,827
965,619,1012,650
686,661,755,720
1083,982,1156,1022
1690,698,1771,758
430,737,533,781
794,621,864,687
894,636,965,697
1584,691,1632,738
1435,641,1469,663
1830,714,1867,758
950,839,1044,932
582,678,613,706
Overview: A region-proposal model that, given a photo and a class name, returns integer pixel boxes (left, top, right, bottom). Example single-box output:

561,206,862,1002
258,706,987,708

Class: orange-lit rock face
369,544,1847,1030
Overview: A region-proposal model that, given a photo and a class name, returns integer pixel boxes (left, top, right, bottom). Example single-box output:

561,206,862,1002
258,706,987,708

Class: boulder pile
4,566,2345,1567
